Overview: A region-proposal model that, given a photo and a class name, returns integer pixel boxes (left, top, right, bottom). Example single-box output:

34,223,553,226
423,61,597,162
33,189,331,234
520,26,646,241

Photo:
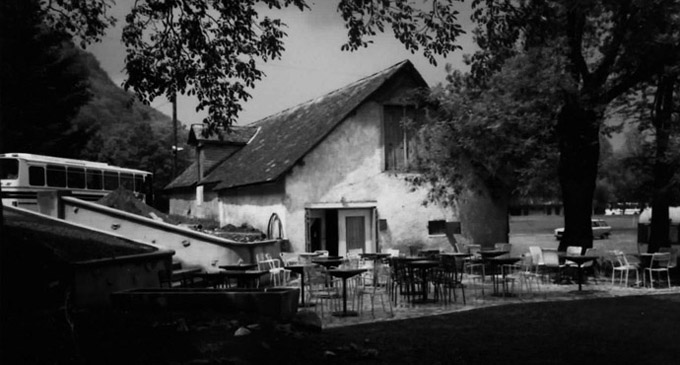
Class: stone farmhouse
165,60,460,255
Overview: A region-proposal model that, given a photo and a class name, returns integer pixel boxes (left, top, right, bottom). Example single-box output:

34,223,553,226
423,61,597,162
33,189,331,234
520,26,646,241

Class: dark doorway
325,210,339,256
310,218,322,252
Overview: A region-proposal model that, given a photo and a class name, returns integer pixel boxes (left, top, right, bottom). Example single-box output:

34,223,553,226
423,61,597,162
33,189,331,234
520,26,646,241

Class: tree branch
565,6,590,84
602,65,657,103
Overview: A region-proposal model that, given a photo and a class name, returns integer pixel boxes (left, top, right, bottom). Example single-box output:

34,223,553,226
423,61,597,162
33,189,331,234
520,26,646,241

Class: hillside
72,50,192,205
74,51,176,134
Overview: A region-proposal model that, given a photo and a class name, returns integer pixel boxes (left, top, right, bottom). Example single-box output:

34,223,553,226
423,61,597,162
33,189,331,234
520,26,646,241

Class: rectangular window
0,158,19,180
384,105,421,171
428,220,447,236
46,165,66,187
103,171,119,190
29,166,45,186
86,169,103,190
67,167,86,188
120,173,134,191
134,175,144,193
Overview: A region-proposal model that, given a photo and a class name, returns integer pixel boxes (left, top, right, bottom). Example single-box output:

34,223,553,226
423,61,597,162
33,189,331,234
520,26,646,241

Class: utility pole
172,93,178,178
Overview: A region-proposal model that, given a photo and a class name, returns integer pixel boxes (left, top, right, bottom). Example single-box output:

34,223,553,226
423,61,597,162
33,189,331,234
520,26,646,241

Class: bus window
46,165,67,187
120,173,134,191
0,158,19,180
29,166,45,186
86,169,103,190
104,171,119,190
67,167,86,188
134,174,144,192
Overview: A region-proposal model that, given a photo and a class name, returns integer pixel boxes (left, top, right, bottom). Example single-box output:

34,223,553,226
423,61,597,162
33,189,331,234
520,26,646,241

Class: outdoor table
478,250,507,259
219,263,257,271
285,264,316,307
478,250,509,288
298,252,322,263
312,257,344,269
560,254,598,292
327,268,367,317
408,260,441,303
222,270,268,288
487,257,521,296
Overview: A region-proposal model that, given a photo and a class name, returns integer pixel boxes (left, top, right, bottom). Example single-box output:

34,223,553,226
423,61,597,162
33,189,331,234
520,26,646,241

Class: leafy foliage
605,72,680,212
121,0,308,131
36,1,468,131
39,0,116,47
337,0,465,64
411,47,565,208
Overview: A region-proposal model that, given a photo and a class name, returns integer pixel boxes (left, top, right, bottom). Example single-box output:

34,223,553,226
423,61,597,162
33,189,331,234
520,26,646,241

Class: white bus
1,153,153,211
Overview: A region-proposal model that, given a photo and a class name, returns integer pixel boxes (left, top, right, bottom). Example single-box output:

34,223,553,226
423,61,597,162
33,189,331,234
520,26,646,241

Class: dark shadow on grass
3,295,680,364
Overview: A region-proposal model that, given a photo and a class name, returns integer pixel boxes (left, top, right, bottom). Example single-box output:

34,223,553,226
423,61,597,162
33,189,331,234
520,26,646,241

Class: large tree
411,48,564,246
469,0,680,250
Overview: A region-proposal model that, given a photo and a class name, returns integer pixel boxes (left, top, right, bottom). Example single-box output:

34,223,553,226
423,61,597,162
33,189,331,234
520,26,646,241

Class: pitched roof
200,60,427,191
188,124,258,145
164,125,260,190
165,161,199,190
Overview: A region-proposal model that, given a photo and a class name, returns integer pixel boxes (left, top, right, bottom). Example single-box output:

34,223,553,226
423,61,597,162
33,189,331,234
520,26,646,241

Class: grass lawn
509,214,643,257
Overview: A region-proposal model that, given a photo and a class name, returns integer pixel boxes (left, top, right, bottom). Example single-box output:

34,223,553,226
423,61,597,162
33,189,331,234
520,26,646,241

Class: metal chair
646,252,671,288
436,254,466,305
542,248,566,283
610,250,639,287
355,264,394,317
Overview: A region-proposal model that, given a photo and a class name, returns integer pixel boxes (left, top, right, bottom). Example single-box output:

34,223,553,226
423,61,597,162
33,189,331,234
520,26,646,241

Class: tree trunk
648,74,675,253
557,103,600,251
458,184,510,250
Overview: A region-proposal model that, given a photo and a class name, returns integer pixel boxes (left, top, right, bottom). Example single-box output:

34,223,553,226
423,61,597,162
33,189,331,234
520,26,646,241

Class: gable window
384,105,420,171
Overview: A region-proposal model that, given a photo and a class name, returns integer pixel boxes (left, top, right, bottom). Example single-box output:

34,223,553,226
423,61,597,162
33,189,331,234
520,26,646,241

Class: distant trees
0,0,94,156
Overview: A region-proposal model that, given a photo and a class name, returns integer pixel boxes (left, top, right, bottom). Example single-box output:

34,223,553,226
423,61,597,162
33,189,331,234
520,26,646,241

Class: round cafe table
408,260,440,303
219,263,257,271
312,256,344,269
327,268,367,317
487,256,521,296
560,254,598,292
285,264,315,307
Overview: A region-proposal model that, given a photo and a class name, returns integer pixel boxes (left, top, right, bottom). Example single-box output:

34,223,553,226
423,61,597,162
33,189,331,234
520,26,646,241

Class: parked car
554,219,611,240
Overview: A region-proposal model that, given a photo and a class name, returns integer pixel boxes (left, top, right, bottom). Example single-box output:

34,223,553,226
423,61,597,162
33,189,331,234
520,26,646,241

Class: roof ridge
193,59,427,191
248,60,412,127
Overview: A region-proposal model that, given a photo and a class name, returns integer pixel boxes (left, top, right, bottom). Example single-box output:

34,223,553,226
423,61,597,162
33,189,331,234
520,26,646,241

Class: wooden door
345,216,366,252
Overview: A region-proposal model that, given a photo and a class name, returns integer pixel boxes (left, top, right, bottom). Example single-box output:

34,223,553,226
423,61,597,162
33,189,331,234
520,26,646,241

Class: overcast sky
88,1,477,127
